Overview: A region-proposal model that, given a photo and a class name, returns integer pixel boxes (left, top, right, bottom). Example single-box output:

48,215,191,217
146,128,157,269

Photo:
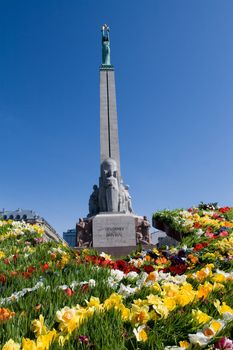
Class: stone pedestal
93,213,136,248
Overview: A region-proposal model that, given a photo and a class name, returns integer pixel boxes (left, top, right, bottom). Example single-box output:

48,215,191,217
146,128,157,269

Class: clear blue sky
1,1,233,235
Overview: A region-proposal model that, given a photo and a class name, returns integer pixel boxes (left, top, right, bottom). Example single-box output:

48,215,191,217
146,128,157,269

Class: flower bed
0,206,232,350
153,203,233,242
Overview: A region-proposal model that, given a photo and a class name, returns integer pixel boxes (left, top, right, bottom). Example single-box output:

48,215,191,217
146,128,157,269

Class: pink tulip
214,337,233,350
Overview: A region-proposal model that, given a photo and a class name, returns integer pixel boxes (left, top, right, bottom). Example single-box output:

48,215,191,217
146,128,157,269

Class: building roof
0,209,41,221
0,209,68,244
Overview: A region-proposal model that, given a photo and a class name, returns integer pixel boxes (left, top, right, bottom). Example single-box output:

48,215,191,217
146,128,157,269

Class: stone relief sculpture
88,185,99,217
88,158,133,216
99,158,119,212
76,218,92,247
123,184,133,213
119,180,126,212
135,216,151,245
141,216,151,243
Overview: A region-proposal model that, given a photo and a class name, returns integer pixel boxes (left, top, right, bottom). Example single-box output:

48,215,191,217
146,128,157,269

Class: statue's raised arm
101,24,111,66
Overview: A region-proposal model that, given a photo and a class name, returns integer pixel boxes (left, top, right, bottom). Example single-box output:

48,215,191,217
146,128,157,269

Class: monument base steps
75,244,155,258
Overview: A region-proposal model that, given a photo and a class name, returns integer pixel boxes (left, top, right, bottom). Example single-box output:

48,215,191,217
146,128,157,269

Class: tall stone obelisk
100,26,121,177
87,24,133,216
76,25,151,252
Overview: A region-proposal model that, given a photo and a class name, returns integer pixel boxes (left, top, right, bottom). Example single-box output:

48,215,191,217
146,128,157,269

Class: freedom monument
77,25,150,252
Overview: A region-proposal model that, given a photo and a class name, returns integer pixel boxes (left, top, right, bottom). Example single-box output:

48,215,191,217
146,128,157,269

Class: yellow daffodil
2,339,20,350
133,325,148,342
151,282,161,292
212,273,226,283
163,297,176,311
60,253,70,266
57,334,70,347
22,338,37,350
215,236,233,253
33,225,44,235
56,306,79,333
146,294,160,305
103,293,123,310
212,282,224,291
86,296,101,308
214,300,233,318
133,299,148,307
179,340,190,348
31,314,48,337
130,304,150,325
76,306,93,325
152,301,169,319
175,292,195,307
36,329,57,350
197,282,213,299
162,282,179,297
203,252,215,261
175,284,196,307
192,309,211,325
118,304,130,321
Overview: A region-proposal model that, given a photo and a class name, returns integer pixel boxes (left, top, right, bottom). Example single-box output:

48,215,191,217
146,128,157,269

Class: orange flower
195,270,207,282
188,254,199,264
0,308,15,322
155,257,168,265
145,255,151,262
146,271,157,282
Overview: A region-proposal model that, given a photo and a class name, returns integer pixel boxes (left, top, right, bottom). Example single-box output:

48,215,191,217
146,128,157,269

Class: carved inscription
105,227,124,238
93,214,136,247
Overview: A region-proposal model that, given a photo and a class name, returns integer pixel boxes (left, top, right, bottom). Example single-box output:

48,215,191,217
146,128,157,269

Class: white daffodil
88,279,96,287
118,283,138,297
196,229,204,236
126,271,138,280
188,332,210,346
110,269,125,282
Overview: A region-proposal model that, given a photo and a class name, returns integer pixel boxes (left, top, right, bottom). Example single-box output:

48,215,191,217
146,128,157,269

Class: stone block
93,213,136,247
